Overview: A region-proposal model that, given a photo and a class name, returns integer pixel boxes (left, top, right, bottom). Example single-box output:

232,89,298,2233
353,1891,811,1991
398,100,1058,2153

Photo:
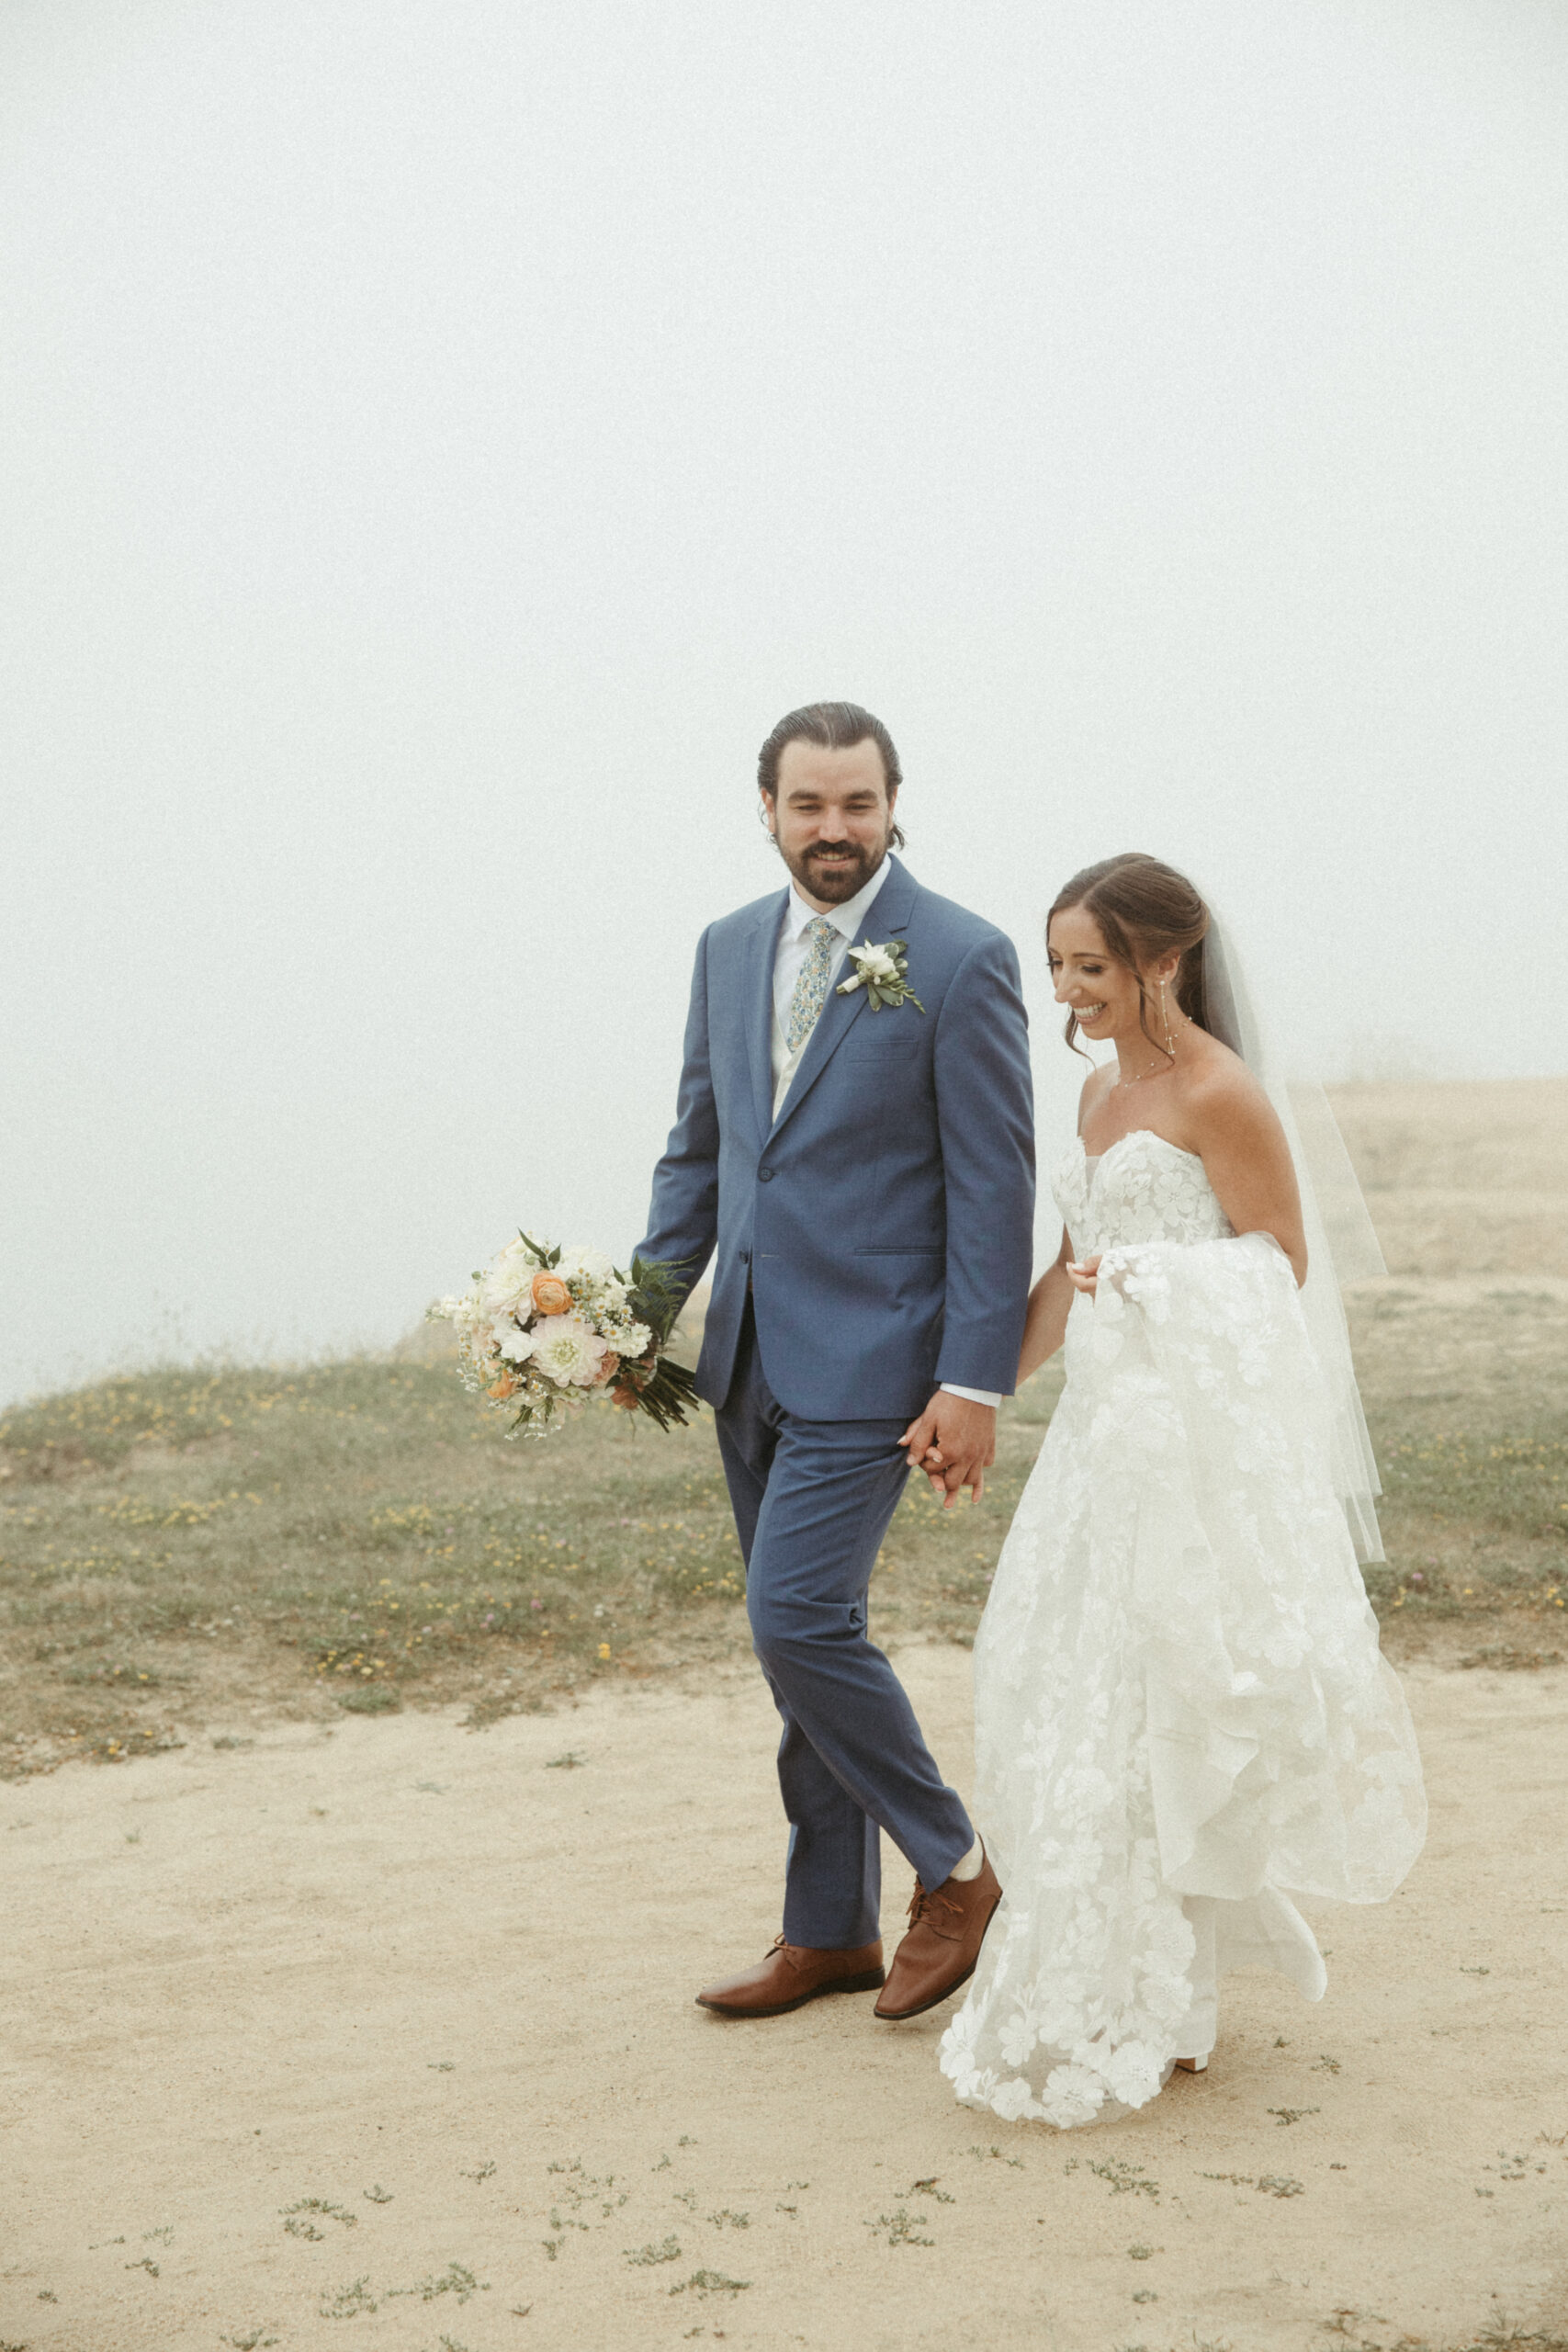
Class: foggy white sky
5,0,1567,1404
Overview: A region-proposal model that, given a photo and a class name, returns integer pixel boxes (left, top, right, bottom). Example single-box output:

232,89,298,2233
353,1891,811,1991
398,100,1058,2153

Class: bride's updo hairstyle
1048,853,1213,1059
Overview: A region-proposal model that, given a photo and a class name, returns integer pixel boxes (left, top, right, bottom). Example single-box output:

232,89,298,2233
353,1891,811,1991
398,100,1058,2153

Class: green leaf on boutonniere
838,937,925,1014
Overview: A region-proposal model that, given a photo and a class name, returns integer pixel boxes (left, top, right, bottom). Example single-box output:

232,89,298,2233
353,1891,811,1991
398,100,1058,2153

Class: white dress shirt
768,860,999,1412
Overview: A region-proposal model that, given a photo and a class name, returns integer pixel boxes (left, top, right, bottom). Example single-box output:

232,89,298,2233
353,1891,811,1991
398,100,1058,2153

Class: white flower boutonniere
837,939,926,1014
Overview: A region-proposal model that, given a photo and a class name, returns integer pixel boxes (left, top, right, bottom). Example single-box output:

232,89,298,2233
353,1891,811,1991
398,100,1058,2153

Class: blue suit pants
715,1305,974,1949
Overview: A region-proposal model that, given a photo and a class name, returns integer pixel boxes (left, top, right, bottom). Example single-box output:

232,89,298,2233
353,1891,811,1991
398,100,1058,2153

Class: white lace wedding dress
938,1129,1427,2131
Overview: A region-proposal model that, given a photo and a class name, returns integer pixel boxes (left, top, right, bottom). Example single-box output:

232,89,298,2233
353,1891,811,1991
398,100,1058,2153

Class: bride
937,854,1427,2131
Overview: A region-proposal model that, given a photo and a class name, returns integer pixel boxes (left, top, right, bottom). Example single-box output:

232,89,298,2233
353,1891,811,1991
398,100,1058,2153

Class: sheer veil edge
1201,907,1387,1565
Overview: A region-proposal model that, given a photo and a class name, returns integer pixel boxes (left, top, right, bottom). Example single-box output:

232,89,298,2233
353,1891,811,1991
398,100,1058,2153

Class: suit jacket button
758,1168,773,1182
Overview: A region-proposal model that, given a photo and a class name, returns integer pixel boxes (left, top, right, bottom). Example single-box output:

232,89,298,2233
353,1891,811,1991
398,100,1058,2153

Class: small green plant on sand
392,2264,487,2306
282,2198,357,2240
320,2277,378,2319
1088,2159,1158,2199
669,2270,750,2297
866,2208,934,2247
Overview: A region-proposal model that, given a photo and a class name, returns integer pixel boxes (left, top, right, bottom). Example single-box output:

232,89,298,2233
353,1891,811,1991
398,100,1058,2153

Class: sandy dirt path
6,1647,1566,2352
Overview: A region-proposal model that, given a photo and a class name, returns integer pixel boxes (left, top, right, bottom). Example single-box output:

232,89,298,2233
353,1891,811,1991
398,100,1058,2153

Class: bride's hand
1066,1253,1102,1298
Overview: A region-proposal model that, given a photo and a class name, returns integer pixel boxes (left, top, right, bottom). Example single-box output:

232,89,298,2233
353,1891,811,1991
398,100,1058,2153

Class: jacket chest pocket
840,1031,930,1098
843,1022,924,1057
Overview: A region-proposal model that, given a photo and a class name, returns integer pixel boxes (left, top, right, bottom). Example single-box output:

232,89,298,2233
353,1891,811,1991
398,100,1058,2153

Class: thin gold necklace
1113,1050,1173,1088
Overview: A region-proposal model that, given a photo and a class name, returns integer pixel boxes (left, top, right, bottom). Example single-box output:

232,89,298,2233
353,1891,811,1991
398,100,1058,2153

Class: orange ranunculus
488,1372,518,1400
530,1271,573,1316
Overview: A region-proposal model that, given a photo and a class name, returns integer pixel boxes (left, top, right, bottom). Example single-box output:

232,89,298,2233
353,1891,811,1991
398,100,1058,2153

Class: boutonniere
837,939,926,1014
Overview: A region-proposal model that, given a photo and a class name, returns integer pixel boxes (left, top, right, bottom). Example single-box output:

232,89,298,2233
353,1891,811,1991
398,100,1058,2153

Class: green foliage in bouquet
613,1253,702,1434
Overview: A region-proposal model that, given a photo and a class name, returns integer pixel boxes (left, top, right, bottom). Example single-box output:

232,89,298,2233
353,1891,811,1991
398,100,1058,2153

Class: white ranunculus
494,1319,536,1363
528,1313,609,1389
480,1238,542,1318
556,1244,615,1284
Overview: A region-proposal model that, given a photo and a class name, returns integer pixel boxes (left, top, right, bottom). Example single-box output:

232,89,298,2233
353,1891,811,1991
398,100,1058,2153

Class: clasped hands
897,1255,1105,1506
897,1392,998,1509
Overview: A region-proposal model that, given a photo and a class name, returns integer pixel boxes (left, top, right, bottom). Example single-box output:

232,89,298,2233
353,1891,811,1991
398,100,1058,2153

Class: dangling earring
1161,979,1176,1060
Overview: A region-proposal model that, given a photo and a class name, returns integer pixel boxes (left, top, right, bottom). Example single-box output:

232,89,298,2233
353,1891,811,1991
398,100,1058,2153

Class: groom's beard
779,831,890,905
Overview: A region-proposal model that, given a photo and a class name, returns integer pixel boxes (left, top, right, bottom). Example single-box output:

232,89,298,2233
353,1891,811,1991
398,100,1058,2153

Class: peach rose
530,1271,573,1316
594,1352,621,1386
487,1372,519,1400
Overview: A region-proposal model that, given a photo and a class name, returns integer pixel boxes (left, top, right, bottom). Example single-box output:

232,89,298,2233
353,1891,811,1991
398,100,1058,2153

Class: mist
5,0,1566,1404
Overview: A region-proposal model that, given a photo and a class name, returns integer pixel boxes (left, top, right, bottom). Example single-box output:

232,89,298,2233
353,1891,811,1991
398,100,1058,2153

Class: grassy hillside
0,1349,1066,1774
6,1080,1564,1774
2,1281,1564,1775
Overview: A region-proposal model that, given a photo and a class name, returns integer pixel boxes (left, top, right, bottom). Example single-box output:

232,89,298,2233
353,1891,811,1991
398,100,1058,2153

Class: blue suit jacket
637,857,1036,1421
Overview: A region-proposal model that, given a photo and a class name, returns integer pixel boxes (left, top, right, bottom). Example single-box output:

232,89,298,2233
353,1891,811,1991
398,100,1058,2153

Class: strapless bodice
1053,1129,1235,1258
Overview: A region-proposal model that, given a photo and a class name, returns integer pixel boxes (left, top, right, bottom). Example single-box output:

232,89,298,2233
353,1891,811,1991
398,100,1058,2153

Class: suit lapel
769,857,919,1139
745,890,788,1144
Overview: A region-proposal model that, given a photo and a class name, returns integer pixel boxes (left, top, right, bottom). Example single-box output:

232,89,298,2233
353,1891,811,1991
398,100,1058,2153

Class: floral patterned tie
785,915,839,1051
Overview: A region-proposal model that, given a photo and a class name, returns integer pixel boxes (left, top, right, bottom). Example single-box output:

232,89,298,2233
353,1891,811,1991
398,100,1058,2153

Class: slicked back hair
757,701,907,849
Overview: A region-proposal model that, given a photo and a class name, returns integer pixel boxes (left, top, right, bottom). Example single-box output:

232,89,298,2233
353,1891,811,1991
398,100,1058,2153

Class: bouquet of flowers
427,1233,699,1438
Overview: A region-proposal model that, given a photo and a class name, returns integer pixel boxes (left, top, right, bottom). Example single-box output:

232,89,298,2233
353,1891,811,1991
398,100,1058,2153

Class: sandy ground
9,1080,1567,2350
1327,1079,1568,1277
6,1644,1566,2352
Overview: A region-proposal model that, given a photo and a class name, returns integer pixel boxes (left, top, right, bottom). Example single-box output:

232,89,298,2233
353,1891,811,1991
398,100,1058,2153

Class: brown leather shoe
874,1849,1001,2020
695,1934,885,2018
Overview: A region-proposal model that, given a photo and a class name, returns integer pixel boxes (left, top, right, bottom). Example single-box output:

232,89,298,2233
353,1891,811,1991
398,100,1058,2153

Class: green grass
1,1303,1562,1773
0,1347,1062,1772
1361,1420,1567,1650
0,1353,750,1768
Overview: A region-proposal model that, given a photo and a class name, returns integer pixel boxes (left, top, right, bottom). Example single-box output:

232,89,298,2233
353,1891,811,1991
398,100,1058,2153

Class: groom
636,701,1035,2020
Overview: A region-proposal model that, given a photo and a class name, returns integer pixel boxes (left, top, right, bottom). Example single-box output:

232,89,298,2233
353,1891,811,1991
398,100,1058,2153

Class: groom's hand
897,1393,998,1509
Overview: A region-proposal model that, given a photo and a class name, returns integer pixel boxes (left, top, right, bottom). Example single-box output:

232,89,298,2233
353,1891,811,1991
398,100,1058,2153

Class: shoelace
906,1879,964,1934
